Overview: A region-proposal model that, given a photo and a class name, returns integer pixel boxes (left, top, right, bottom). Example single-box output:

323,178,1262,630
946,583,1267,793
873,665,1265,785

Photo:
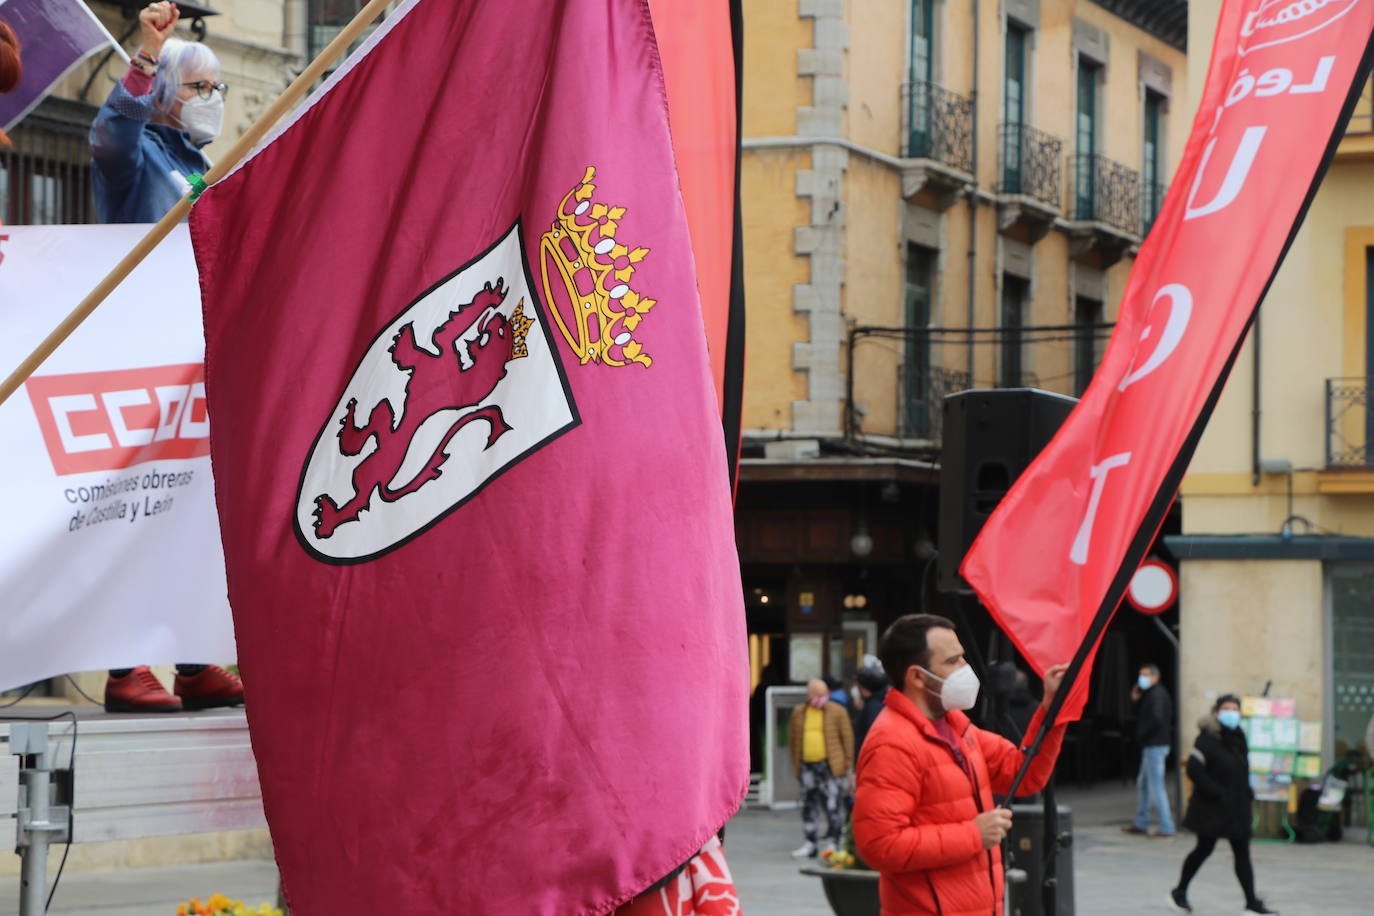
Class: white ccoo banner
0,224,234,692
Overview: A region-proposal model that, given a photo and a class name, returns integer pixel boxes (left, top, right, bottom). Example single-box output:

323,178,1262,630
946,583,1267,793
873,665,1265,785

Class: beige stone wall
1178,559,1326,751
0,829,272,878
844,0,903,154
845,157,904,432
738,0,1189,438
741,149,812,431
742,0,811,138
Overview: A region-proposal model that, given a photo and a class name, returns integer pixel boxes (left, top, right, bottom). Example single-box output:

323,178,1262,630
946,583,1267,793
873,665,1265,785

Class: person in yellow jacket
789,678,855,858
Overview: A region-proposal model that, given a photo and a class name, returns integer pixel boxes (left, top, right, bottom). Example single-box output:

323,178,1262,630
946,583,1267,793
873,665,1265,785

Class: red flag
648,0,736,413
961,0,1374,722
189,1,748,912
648,0,746,486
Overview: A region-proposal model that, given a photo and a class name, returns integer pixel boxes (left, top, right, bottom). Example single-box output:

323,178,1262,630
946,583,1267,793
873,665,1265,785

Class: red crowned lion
313,279,521,538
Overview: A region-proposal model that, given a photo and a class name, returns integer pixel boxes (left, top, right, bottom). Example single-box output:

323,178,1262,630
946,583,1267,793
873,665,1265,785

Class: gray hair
151,38,220,115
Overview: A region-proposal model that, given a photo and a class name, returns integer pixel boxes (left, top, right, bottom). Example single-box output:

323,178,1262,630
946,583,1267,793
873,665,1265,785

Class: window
903,243,935,437
1074,296,1104,395
1075,57,1101,219
911,0,934,84
1000,274,1028,388
907,0,935,156
1002,23,1028,191
1143,90,1165,232
1329,564,1374,758
308,0,384,70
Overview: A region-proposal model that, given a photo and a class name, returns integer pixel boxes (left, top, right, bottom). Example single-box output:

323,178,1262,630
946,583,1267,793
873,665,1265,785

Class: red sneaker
104,666,183,713
174,665,245,710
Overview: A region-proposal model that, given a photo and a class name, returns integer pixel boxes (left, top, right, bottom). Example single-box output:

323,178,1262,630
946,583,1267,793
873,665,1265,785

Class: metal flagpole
0,0,395,409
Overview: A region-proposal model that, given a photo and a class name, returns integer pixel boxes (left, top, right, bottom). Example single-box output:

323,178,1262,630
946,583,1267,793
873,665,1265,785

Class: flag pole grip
0,0,395,409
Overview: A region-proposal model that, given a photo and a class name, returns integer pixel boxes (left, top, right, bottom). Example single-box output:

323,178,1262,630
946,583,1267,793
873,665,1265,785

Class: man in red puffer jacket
853,614,1069,916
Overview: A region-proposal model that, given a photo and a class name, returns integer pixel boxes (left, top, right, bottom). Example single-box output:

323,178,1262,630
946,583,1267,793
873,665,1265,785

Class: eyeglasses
180,80,228,100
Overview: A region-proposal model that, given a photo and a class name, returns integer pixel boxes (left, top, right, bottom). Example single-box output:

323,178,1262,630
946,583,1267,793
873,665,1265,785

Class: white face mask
918,664,980,712
176,91,224,146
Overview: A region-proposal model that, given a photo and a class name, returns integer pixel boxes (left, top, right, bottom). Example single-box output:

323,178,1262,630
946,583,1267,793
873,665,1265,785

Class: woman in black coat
1168,695,1277,914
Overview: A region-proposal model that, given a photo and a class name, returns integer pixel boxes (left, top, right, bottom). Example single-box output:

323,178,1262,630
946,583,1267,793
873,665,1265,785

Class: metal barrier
4,710,265,915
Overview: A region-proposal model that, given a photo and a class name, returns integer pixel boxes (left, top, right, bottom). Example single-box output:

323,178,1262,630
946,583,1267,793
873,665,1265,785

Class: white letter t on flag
1070,453,1133,566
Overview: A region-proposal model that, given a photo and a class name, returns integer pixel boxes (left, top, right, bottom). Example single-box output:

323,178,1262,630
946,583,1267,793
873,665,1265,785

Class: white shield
294,223,578,563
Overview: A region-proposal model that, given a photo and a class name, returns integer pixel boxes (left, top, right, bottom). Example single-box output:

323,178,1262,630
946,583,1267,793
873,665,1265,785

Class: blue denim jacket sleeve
89,82,156,195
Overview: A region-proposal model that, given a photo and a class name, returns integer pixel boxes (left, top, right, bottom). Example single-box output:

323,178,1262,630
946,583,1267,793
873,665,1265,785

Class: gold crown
539,166,656,368
509,300,533,359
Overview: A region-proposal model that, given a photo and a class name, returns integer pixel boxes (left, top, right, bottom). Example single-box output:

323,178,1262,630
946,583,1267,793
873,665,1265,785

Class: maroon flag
190,1,748,912
961,0,1374,724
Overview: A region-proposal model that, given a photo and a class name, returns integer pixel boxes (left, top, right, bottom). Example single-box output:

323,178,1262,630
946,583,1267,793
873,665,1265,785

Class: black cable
3,710,78,913
0,682,39,709
64,675,103,707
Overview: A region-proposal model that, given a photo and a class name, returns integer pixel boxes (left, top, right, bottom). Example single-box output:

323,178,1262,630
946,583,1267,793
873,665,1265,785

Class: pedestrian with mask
788,678,854,858
853,665,889,753
853,614,1069,915
85,3,243,713
1125,663,1176,837
90,2,226,223
1169,695,1278,914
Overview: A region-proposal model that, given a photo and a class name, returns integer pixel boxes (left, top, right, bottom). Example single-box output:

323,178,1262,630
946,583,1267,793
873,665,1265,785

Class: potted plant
175,893,283,916
799,817,880,916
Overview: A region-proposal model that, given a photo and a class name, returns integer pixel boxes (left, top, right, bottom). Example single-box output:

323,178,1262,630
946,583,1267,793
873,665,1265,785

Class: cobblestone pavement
2,785,1371,915
726,783,1374,916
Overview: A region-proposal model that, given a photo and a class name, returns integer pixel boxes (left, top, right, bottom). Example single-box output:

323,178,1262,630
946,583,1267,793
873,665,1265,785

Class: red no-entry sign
1127,558,1177,615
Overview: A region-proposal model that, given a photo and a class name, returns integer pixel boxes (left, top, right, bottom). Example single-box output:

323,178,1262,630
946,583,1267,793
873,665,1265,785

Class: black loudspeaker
1005,803,1075,916
937,389,1077,592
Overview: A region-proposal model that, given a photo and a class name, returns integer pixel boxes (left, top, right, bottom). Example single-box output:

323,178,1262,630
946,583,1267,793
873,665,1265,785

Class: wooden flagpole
0,0,395,409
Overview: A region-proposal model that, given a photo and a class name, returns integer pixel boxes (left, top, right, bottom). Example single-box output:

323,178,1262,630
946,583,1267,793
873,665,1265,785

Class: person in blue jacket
90,1,225,224
88,2,243,714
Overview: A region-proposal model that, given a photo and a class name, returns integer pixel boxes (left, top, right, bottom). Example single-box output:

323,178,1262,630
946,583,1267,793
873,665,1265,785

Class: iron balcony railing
902,365,973,441
846,324,1114,446
1068,153,1142,237
997,123,1063,210
1142,181,1168,236
0,112,97,225
900,80,975,174
1326,377,1374,468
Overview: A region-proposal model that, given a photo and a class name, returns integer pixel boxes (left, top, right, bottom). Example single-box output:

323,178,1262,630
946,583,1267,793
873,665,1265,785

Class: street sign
1127,558,1177,614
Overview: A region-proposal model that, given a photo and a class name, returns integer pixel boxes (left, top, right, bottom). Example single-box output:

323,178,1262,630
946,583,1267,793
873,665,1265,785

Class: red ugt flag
961,0,1374,722
189,1,748,912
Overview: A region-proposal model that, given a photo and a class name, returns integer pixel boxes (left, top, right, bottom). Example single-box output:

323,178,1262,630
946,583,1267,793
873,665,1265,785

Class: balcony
901,366,973,441
1320,378,1374,492
899,81,975,211
1142,181,1168,237
996,123,1063,242
1326,377,1373,468
845,324,1109,448
1064,153,1143,267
